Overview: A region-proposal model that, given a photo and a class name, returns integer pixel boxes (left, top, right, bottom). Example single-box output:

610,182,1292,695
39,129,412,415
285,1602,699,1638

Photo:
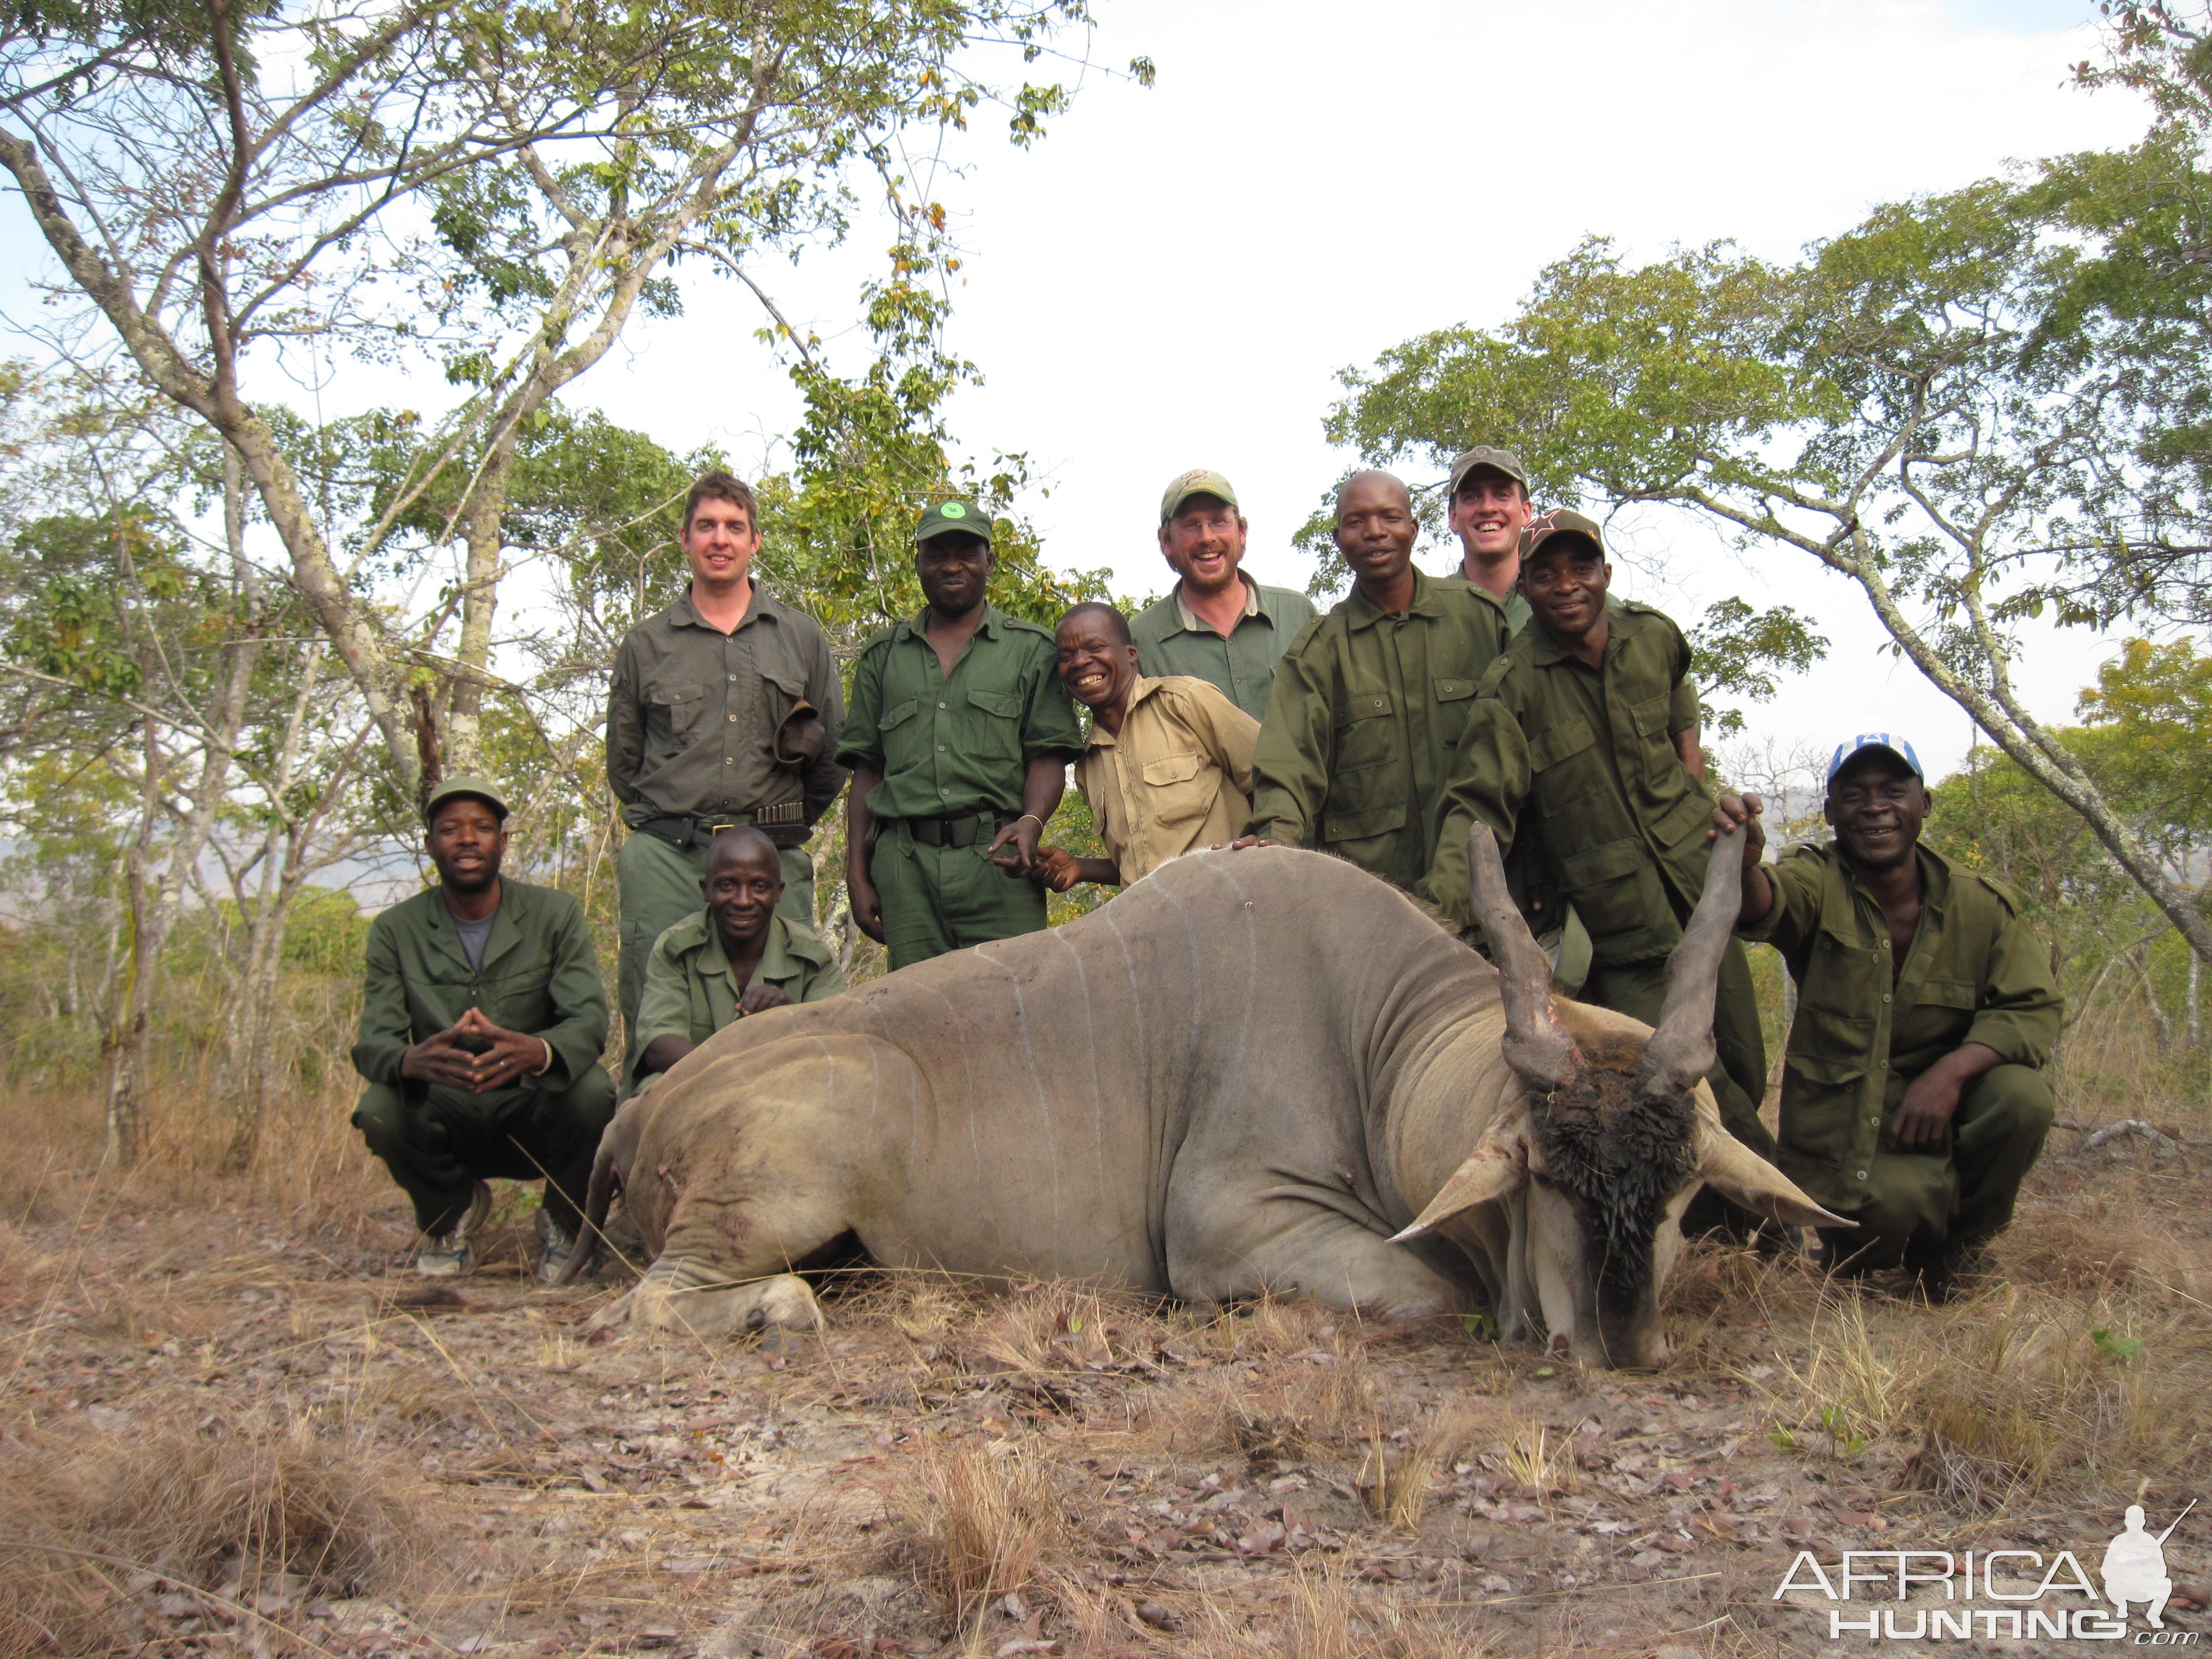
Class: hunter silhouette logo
2105,1502,2194,1630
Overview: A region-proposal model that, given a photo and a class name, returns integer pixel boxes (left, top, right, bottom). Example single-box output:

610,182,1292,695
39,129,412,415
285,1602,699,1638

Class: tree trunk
101,715,161,1167
444,429,518,775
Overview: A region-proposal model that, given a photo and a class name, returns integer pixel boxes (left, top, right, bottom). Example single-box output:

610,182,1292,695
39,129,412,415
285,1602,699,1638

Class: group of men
351,452,2060,1304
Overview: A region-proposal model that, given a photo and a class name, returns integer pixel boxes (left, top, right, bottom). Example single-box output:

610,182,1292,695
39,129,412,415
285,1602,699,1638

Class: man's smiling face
682,494,759,592
1055,612,1139,713
1519,535,1609,641
1449,469,1532,561
1825,752,1928,871
1158,494,1248,598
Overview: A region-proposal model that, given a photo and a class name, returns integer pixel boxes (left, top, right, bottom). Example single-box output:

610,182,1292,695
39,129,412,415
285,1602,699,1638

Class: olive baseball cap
1448,445,1528,497
1160,468,1240,524
422,773,510,826
916,499,993,545
1522,507,1607,562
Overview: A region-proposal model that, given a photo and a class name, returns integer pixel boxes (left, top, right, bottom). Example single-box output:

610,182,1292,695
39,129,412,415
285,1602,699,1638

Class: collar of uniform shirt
893,603,1006,642
1342,568,1448,629
1079,674,1165,750
671,581,791,630
1172,576,1261,635
1525,599,1640,664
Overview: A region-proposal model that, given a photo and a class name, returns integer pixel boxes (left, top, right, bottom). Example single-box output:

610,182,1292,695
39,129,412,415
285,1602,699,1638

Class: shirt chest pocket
652,682,708,747
1627,689,1679,780
1138,750,1212,831
1433,677,1477,748
965,687,1024,762
876,696,924,765
1526,714,1604,816
1332,685,1397,773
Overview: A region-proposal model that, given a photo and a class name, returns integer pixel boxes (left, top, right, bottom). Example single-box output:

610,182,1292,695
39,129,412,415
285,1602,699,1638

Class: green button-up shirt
1245,572,1510,891
633,911,846,1055
1130,577,1320,722
836,604,1084,821
1740,841,2062,1211
352,879,610,1095
1428,602,1709,966
607,583,847,832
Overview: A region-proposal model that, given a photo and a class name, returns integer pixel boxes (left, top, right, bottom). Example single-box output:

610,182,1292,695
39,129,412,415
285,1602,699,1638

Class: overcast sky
2,0,2161,787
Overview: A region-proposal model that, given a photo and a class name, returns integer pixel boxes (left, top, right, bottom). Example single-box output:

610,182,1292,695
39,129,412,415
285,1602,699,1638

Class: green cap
1448,445,1528,497
1522,508,1607,563
1160,468,1239,524
916,499,992,545
422,773,510,826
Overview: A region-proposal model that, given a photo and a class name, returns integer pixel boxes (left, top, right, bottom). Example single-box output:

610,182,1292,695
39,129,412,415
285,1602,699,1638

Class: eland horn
1634,815,1747,1102
1466,823,1578,1089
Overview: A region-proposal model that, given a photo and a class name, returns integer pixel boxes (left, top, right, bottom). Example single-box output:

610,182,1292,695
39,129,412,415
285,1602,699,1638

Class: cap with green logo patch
1522,507,1608,564
916,499,992,545
422,773,511,826
1159,468,1239,524
1448,445,1528,497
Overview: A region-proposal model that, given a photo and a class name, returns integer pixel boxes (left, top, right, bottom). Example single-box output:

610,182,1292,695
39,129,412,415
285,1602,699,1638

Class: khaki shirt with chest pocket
1073,675,1260,884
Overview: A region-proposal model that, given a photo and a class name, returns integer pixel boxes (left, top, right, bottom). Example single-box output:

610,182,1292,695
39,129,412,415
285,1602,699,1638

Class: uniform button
938,744,947,752
1881,993,1891,1004
727,713,737,722
724,757,733,765
1877,1058,1887,1069
728,674,737,683
1879,939,1890,950
938,701,948,709
940,786,951,796
1855,1169,1869,1181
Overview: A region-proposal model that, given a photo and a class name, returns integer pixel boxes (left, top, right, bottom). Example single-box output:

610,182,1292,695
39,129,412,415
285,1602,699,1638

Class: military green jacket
352,879,610,1095
836,604,1084,821
633,911,845,1055
1246,572,1510,892
1426,602,1708,966
1129,577,1319,722
607,583,847,834
1741,842,2062,1211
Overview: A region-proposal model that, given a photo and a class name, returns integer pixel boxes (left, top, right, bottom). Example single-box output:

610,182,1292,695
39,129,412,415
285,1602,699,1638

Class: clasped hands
401,1006,551,1093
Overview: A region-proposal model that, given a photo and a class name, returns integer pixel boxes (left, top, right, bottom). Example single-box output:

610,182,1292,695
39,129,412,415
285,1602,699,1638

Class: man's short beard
439,858,502,895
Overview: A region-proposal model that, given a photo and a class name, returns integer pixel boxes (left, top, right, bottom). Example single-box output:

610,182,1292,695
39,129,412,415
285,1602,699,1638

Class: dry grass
1192,1562,1489,1658
885,1433,1068,1634
0,1405,436,1657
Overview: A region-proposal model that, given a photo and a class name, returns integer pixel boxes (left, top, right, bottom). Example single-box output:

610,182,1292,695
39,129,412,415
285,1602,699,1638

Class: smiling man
1447,445,1537,628
838,500,1086,968
607,471,846,1077
1717,737,2060,1298
629,826,845,1090
1426,511,1774,1221
1034,603,1260,891
1244,470,1509,889
351,777,614,1282
1129,469,1317,721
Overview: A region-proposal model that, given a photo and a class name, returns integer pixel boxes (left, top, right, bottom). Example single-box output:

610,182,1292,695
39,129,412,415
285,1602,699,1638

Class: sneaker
416,1181,492,1278
536,1205,579,1286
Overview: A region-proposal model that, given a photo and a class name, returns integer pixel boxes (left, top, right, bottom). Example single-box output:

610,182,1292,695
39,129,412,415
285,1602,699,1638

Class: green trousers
353,1066,617,1235
617,829,815,1066
871,821,1047,971
1817,1062,2055,1272
1582,938,1775,1160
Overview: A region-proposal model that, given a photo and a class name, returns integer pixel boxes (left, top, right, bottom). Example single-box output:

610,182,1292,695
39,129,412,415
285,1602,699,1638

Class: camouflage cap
1521,508,1608,564
916,499,993,545
1159,468,1240,524
422,773,510,826
1448,445,1528,497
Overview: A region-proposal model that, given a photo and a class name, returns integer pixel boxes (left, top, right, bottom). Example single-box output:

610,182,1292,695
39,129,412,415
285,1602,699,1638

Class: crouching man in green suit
1717,733,2060,1300
352,776,615,1283
630,826,846,1091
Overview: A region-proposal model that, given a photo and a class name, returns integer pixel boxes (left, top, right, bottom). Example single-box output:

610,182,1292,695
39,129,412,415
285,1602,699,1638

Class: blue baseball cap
1827,732,1924,786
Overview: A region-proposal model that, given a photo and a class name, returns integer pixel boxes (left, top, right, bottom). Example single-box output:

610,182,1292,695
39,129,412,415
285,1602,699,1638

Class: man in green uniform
1129,469,1318,721
1243,471,1510,889
630,826,846,1090
1426,512,1773,1190
1447,446,1536,631
1718,735,2059,1298
351,777,615,1282
839,500,1086,970
607,471,846,1070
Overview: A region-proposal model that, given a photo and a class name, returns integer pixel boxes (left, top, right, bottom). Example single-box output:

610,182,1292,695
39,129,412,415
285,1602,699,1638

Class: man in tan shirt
1031,603,1260,890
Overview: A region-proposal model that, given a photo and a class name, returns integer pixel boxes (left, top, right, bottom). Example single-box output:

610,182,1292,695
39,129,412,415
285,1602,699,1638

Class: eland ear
1392,1110,1530,1243
1697,1128,1854,1230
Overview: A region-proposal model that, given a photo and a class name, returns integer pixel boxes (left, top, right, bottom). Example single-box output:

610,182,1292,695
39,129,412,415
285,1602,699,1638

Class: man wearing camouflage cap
838,500,1085,969
1426,512,1773,1229
1129,468,1317,721
1447,445,1537,632
351,776,615,1282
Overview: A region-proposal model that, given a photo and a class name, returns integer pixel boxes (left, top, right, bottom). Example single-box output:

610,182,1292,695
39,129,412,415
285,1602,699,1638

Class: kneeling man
632,826,846,1088
1034,603,1260,891
352,777,615,1282
1720,734,2060,1296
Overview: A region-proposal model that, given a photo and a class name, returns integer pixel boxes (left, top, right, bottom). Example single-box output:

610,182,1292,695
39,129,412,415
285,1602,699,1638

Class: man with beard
1426,513,1773,1225
1243,471,1509,889
1129,469,1316,721
1033,603,1260,891
838,501,1086,968
351,778,614,1281
629,826,846,1089
1717,738,2059,1298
